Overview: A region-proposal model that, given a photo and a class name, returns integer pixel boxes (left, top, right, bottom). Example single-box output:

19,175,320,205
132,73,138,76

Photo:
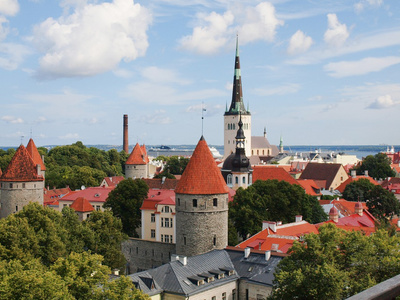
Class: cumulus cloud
1,115,24,124
287,30,313,55
179,2,283,55
355,0,383,13
0,0,19,16
324,14,349,47
324,56,400,77
32,0,152,78
367,95,399,109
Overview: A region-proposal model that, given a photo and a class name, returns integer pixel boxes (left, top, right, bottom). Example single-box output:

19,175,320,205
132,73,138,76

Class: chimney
329,206,339,223
181,256,187,266
276,221,282,226
265,250,271,261
123,114,129,153
351,170,356,178
112,269,120,276
295,215,302,223
244,247,251,258
364,170,368,177
269,222,277,233
355,202,363,216
262,221,269,231
36,164,41,176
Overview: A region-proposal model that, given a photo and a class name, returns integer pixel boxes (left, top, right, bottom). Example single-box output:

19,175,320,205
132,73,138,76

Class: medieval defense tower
125,143,149,179
224,36,251,158
175,136,229,257
0,143,44,218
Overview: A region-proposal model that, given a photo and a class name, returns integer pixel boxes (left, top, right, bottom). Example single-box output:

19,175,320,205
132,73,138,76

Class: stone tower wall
0,180,44,218
175,192,228,257
125,164,147,179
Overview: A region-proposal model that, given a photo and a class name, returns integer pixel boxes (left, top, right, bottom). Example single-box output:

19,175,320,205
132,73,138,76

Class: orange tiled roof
252,165,299,185
141,144,150,163
126,143,146,165
175,136,228,195
61,186,114,202
336,176,379,193
44,187,72,205
297,179,321,196
70,197,94,212
101,176,125,187
0,145,44,182
26,138,46,171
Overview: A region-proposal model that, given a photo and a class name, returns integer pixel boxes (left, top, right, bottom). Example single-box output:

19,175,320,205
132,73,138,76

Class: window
161,234,164,242
243,177,246,184
22,183,25,188
177,198,180,206
15,205,18,212
212,297,216,300
193,199,197,207
9,183,13,188
170,235,173,243
235,176,239,184
87,214,90,218
213,235,216,246
222,292,226,300
232,289,236,300
96,205,101,211
151,214,155,222
165,218,170,227
165,235,170,243
170,218,173,228
213,198,218,207
151,229,155,238
184,236,186,245
227,174,232,185
63,204,67,208
161,218,164,227
165,206,170,212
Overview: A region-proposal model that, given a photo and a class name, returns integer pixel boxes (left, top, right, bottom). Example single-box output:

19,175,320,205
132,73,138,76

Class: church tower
0,144,44,218
175,136,229,257
224,36,251,158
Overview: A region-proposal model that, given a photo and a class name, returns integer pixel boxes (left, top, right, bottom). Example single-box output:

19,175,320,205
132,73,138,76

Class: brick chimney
329,206,339,223
123,114,129,153
355,202,363,216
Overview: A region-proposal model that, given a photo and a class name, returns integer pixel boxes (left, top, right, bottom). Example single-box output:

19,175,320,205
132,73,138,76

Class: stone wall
122,238,176,274
175,193,228,257
238,280,273,300
125,164,147,179
0,180,44,218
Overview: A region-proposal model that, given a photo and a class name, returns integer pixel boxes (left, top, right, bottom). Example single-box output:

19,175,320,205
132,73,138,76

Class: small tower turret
125,143,148,179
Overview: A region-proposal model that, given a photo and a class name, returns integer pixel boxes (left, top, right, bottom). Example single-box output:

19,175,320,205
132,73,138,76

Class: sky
0,0,399,148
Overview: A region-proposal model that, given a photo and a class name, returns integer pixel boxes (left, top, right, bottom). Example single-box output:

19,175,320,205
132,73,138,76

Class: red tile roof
237,220,319,253
336,175,379,193
297,179,321,196
0,145,44,182
142,178,179,190
26,138,46,171
319,210,376,234
101,176,124,187
141,189,176,210
141,145,150,163
252,165,299,185
175,136,228,195
126,143,147,165
70,197,94,212
320,198,368,217
61,186,114,203
44,187,72,205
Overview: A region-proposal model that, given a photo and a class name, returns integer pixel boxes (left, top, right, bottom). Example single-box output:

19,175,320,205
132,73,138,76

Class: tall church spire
225,35,250,116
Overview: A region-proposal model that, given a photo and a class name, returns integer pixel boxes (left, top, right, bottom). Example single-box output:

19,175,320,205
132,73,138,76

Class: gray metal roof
127,271,163,296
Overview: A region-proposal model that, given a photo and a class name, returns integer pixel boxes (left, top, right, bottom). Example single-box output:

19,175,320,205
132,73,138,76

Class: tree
84,210,127,270
342,178,375,202
104,178,149,237
366,185,400,220
229,180,327,239
270,224,400,299
153,170,176,179
353,153,395,179
156,155,189,175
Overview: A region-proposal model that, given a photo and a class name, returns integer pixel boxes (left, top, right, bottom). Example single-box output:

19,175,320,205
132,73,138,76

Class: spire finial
201,102,206,136
236,33,239,57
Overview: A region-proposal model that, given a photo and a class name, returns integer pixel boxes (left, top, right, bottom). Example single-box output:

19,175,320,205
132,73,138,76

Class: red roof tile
44,187,72,205
175,136,228,195
336,176,379,193
126,143,146,165
61,186,114,202
252,165,299,185
26,138,46,171
101,176,124,187
140,189,176,210
0,145,44,182
141,144,150,163
142,178,179,190
70,197,94,212
297,179,321,196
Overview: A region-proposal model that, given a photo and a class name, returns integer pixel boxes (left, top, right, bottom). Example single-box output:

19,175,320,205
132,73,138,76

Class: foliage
342,178,375,202
228,219,238,246
153,170,176,179
353,153,395,179
155,155,189,175
270,224,400,300
229,180,327,239
43,142,127,189
0,148,16,172
366,185,400,220
104,178,149,237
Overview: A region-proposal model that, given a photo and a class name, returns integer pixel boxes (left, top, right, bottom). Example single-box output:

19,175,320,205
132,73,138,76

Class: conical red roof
26,138,46,171
175,136,228,195
0,145,44,182
141,144,149,163
126,143,146,165
70,197,94,212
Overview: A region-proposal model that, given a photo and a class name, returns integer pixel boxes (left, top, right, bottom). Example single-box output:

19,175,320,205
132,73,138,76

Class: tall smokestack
123,114,129,153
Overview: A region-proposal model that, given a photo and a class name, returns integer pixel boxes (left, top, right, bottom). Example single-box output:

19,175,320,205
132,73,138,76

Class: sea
1,144,398,160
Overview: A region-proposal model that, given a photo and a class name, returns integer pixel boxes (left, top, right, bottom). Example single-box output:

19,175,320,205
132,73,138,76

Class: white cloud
0,43,31,70
1,115,24,124
113,68,133,78
324,14,349,47
141,66,191,84
355,0,383,13
253,83,300,96
0,16,9,41
0,0,19,16
59,133,80,140
325,56,400,77
287,30,313,55
32,0,152,78
179,11,234,55
140,110,172,125
179,2,283,54
367,95,399,109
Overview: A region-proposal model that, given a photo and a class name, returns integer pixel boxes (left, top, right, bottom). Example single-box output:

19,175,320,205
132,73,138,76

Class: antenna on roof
30,127,33,139
201,102,206,136
20,135,24,145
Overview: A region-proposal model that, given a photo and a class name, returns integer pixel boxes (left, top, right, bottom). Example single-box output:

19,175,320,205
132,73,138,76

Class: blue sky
0,0,399,147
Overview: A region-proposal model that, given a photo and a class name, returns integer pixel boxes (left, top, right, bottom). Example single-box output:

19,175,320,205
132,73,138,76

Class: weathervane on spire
201,102,206,136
